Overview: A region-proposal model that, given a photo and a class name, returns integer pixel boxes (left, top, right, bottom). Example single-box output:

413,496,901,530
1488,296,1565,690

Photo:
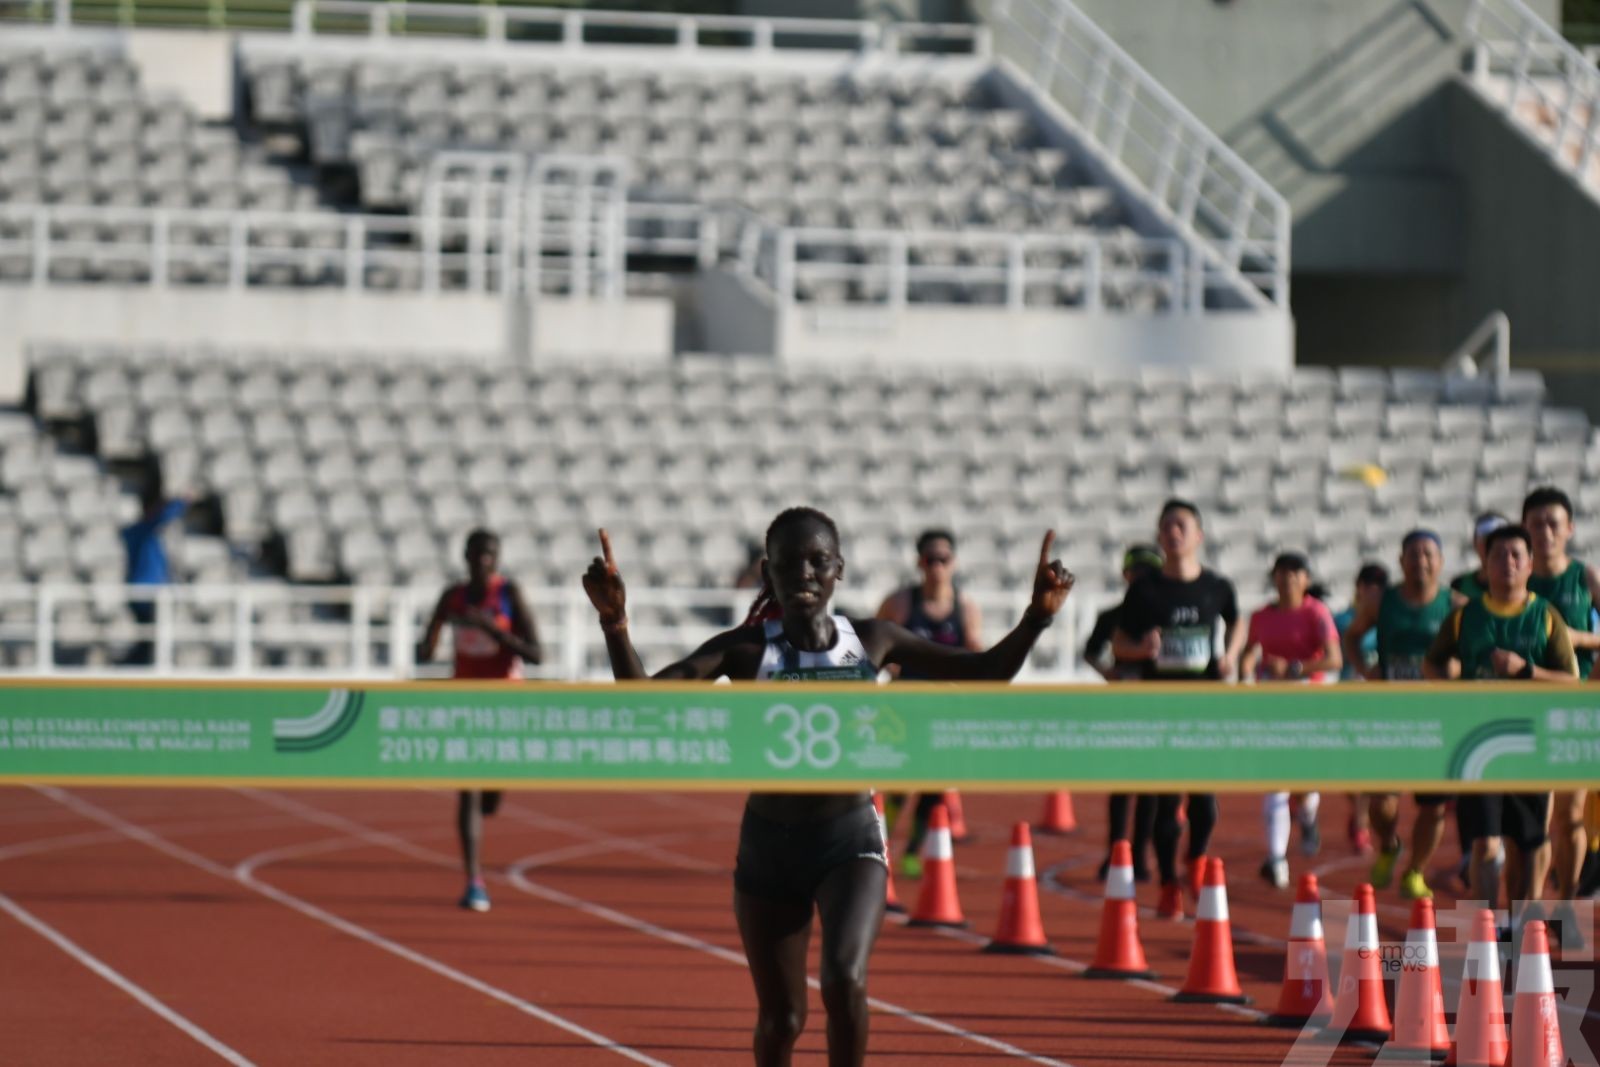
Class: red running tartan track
0,787,1593,1066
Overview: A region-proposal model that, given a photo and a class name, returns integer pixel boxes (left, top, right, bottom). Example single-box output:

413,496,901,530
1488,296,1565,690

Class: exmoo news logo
1273,897,1594,1066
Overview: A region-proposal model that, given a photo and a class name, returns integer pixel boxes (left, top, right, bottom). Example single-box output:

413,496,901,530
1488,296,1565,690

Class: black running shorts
734,801,887,905
1457,793,1552,849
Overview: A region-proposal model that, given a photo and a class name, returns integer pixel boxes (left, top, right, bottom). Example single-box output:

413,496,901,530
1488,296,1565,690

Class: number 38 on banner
763,704,842,770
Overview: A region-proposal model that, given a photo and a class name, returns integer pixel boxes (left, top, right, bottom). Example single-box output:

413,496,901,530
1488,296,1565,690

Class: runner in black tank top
583,508,1073,1067
875,530,982,869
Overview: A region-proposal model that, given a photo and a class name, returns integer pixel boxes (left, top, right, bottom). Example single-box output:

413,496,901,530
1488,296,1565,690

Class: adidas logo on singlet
840,650,860,664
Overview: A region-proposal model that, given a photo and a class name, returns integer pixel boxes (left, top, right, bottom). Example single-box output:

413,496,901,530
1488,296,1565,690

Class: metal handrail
0,581,1091,681
0,196,633,296
980,0,1290,311
1443,309,1511,381
735,219,1198,312
1467,0,1600,198
287,0,989,57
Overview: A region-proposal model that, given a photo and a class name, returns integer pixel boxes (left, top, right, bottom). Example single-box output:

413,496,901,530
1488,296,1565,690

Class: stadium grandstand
0,0,1594,680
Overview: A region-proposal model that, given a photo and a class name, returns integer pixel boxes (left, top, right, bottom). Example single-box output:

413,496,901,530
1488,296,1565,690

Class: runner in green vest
1522,485,1600,943
1345,529,1455,900
1424,524,1577,921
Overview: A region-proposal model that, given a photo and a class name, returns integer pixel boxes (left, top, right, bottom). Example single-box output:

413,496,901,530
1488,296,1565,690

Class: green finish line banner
1,683,1597,790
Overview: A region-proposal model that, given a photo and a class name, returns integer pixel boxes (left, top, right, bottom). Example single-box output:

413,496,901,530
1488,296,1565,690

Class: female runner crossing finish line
582,507,1073,1067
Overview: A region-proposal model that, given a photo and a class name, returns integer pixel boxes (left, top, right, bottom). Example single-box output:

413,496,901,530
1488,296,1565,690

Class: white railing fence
0,197,696,297
0,582,1095,682
731,219,1199,312
1467,0,1600,197
420,151,631,299
285,0,990,58
980,0,1290,311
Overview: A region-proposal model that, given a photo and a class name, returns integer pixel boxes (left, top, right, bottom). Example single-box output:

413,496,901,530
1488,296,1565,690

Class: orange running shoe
1157,880,1185,920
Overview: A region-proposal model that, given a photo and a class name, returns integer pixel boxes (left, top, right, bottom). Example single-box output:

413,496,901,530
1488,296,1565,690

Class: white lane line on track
245,788,1082,1067
491,802,728,876
0,889,257,1066
34,786,672,1067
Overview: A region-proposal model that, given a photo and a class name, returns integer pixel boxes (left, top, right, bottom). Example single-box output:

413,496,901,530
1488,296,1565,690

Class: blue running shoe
460,880,491,913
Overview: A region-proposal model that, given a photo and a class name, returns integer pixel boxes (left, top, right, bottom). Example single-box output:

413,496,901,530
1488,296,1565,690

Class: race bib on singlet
1157,627,1213,674
1384,656,1425,681
769,665,880,683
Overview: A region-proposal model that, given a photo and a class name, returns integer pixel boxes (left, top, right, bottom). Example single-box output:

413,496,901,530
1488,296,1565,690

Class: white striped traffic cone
984,821,1051,954
1510,920,1563,1067
1265,874,1333,1028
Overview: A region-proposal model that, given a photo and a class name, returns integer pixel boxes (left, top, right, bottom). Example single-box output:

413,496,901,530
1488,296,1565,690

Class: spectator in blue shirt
120,490,188,665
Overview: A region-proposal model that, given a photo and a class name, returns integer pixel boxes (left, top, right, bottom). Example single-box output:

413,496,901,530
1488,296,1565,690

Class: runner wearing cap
1451,512,1510,605
1085,543,1163,882
1424,524,1578,918
1241,552,1342,888
1344,529,1455,899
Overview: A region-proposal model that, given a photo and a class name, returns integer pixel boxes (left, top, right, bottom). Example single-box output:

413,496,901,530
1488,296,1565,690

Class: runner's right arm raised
582,529,756,680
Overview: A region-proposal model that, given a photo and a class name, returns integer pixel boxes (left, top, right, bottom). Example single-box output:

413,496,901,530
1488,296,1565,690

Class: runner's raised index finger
598,528,615,567
1038,529,1055,567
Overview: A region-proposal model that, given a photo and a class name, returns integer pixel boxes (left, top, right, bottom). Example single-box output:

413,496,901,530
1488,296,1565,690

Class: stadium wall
694,269,1294,369
1048,0,1600,380
1443,76,1600,411
0,290,674,398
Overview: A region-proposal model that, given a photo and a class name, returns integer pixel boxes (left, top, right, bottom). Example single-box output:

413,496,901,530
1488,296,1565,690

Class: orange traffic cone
1173,857,1251,1004
1085,839,1155,979
1389,898,1450,1061
1510,920,1563,1067
873,794,904,914
945,790,969,842
908,802,966,928
1322,884,1393,1044
1446,909,1508,1067
1038,791,1077,835
984,822,1052,955
1264,874,1333,1028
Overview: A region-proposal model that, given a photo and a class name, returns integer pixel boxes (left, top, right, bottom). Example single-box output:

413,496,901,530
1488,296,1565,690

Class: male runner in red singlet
417,528,542,911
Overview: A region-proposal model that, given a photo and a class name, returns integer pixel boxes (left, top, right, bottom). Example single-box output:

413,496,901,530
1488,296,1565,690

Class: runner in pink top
1245,553,1342,682
1242,552,1343,889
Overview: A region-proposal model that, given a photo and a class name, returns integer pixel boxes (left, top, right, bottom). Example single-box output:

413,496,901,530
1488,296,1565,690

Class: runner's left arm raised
857,531,1071,681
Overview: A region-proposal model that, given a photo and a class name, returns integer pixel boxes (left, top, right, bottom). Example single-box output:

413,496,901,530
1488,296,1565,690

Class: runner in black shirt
1113,500,1245,919
1085,543,1163,882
